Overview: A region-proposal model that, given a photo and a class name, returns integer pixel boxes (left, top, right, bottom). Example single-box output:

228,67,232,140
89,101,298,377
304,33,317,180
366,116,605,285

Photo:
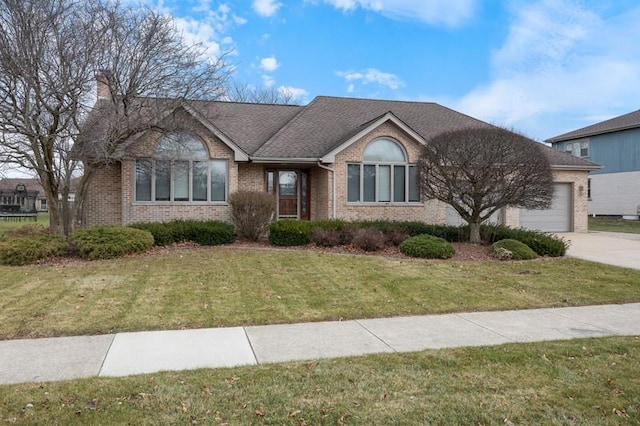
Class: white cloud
262,75,276,88
253,0,283,17
278,85,309,102
260,56,280,72
337,68,405,90
173,17,222,58
448,1,640,139
319,0,477,27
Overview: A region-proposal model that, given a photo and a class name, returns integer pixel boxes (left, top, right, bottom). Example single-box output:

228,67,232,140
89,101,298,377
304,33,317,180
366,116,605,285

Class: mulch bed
228,238,495,261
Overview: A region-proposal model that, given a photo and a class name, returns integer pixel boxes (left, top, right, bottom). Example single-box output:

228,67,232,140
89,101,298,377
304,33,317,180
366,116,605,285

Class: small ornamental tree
418,127,554,243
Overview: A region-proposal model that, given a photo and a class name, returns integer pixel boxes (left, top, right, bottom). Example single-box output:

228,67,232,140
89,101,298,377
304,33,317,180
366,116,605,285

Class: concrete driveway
558,232,640,270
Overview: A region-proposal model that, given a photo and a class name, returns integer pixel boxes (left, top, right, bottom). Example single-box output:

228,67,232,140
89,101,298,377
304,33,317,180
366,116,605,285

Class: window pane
211,161,226,201
193,161,208,201
267,171,274,194
409,166,420,202
378,165,391,202
278,171,297,196
363,165,376,202
347,164,360,202
363,139,406,162
580,141,589,157
135,160,152,201
174,161,189,201
155,133,208,160
394,165,406,202
155,161,171,201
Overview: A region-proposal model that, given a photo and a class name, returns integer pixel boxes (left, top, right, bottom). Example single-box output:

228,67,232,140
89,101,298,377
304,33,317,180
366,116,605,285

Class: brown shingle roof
81,95,598,169
252,96,491,159
547,109,640,142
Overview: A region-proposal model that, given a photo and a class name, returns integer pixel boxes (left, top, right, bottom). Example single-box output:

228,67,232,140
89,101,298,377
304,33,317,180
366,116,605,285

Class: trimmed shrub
188,221,235,246
492,239,537,260
351,228,386,252
129,222,175,246
0,228,68,266
399,234,456,259
481,225,568,257
229,191,276,241
72,226,154,260
130,220,235,247
269,220,313,246
310,228,342,247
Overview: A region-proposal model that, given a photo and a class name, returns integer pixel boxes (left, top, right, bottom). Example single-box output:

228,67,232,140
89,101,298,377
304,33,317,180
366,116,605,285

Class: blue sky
129,1,640,141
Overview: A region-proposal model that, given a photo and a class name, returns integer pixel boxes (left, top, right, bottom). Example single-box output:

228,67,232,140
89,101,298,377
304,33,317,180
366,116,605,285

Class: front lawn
1,336,638,424
1,247,639,340
589,216,640,234
0,212,49,238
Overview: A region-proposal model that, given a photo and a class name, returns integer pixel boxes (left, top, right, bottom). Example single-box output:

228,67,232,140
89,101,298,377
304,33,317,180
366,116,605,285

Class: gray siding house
547,110,640,218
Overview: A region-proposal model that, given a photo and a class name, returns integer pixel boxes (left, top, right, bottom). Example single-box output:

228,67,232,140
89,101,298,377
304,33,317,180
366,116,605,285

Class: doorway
267,169,310,220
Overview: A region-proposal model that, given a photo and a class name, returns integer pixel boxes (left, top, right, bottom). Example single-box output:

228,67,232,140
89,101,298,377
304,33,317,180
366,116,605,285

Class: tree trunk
469,221,482,244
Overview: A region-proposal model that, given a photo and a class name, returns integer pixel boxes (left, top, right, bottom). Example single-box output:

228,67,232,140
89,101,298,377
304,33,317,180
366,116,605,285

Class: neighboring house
0,178,78,213
547,110,640,218
0,178,46,212
81,87,599,233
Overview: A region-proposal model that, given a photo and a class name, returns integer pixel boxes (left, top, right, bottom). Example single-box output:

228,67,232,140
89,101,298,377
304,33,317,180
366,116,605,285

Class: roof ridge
314,95,437,105
547,109,640,142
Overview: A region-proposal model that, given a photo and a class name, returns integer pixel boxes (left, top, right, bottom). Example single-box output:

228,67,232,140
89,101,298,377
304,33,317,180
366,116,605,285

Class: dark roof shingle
547,109,640,142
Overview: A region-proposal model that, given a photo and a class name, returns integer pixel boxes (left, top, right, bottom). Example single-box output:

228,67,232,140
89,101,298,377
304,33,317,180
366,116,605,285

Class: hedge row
130,220,235,246
268,219,568,257
1,219,237,265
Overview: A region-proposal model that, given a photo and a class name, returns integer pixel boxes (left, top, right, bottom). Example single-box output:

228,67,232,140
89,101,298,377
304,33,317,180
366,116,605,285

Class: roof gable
320,111,426,163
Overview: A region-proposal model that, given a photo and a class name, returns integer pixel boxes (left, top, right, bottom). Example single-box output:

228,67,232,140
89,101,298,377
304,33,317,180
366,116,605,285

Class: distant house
80,87,598,232
0,178,78,213
547,110,640,219
0,178,46,212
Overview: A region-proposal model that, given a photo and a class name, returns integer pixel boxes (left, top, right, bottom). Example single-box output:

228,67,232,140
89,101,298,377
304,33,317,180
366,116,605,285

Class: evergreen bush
72,226,154,260
492,239,537,260
268,220,313,246
0,228,68,265
399,234,456,259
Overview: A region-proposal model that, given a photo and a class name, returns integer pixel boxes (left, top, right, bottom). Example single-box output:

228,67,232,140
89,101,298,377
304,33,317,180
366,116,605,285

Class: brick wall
84,164,122,226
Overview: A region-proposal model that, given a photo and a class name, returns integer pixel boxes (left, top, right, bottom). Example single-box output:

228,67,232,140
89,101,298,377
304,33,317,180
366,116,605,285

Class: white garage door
446,206,502,226
520,183,572,232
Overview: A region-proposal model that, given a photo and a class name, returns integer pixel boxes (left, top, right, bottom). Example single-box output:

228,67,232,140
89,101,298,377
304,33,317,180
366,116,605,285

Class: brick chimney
96,70,112,100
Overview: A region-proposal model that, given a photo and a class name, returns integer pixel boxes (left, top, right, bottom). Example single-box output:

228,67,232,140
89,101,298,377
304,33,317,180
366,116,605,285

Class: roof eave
250,157,321,164
546,123,640,143
550,164,602,171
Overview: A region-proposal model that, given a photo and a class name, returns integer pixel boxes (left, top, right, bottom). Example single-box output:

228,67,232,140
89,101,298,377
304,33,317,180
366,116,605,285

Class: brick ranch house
81,89,599,233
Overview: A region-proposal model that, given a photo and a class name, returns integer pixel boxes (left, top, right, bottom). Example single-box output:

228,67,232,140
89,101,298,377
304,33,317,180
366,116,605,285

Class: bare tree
225,81,299,105
0,0,230,234
418,127,554,243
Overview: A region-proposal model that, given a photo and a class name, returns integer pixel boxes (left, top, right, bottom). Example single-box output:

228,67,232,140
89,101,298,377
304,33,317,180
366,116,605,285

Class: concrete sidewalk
1,303,639,385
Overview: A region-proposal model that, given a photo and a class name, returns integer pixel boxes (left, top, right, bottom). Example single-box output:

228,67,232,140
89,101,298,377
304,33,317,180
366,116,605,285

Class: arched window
135,132,227,202
347,138,419,203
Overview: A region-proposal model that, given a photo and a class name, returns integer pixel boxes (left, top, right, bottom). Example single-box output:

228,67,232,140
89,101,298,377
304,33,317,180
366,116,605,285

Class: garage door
446,206,502,226
520,183,572,232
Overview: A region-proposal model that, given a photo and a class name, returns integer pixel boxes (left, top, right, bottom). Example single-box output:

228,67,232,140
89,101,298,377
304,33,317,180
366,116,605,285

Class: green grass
1,247,639,340
1,336,638,424
0,212,49,237
589,217,640,234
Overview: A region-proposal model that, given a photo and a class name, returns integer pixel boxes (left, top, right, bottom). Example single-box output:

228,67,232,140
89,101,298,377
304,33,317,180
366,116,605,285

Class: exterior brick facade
83,100,592,232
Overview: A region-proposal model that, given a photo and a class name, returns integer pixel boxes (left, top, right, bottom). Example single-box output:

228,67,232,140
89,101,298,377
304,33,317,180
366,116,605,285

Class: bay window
135,132,227,202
